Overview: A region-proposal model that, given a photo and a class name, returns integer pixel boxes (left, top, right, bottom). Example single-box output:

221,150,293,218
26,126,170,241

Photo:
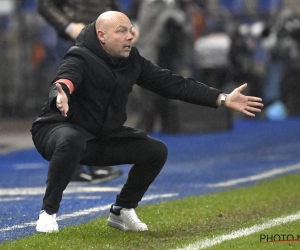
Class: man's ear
97,30,105,44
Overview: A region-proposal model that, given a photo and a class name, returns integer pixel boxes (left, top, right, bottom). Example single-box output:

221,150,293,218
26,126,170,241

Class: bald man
32,11,263,233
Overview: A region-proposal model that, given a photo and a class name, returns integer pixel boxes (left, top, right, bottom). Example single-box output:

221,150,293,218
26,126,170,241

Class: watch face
221,94,227,106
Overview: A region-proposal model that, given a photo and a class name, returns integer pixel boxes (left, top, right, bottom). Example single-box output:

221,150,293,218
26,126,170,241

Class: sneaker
36,210,59,233
71,166,122,184
90,166,122,184
71,164,93,182
71,172,93,182
107,205,148,231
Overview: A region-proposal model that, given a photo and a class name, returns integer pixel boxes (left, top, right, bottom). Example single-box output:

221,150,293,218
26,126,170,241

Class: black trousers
34,126,168,214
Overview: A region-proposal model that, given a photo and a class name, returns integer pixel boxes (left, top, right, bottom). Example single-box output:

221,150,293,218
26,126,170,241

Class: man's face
98,15,134,58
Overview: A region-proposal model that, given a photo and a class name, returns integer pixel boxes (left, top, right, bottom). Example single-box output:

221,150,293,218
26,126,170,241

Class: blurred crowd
1,0,300,132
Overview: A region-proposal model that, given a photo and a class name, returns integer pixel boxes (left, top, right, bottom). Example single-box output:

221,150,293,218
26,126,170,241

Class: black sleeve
135,49,221,108
37,0,71,36
52,53,85,91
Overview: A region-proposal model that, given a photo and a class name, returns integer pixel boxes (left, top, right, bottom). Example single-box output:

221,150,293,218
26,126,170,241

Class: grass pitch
1,173,300,250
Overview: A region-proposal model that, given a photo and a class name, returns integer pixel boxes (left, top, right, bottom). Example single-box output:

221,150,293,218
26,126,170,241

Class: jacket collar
76,21,129,69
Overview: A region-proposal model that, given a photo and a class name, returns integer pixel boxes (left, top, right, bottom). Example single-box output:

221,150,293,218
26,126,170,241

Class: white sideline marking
206,163,300,188
63,196,102,200
13,163,46,170
58,193,178,220
176,211,300,250
0,197,25,202
57,204,111,220
0,193,178,233
0,186,121,196
142,193,178,201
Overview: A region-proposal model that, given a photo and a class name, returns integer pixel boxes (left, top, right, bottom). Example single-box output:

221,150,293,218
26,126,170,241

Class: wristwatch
220,93,227,107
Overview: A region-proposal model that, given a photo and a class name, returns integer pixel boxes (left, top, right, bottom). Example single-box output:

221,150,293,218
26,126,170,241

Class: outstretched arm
217,83,263,117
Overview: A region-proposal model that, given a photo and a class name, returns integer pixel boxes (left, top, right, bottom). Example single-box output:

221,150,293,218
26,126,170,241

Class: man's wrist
217,93,227,107
220,93,227,107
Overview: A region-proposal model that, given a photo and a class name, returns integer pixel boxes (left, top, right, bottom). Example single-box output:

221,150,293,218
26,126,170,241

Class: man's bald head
96,11,129,31
95,11,134,58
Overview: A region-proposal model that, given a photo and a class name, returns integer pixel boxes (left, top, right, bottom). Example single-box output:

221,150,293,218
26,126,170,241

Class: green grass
2,173,300,250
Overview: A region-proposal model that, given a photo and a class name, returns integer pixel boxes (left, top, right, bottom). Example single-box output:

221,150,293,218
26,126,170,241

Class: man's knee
60,135,85,151
53,128,86,153
149,139,168,164
157,140,168,159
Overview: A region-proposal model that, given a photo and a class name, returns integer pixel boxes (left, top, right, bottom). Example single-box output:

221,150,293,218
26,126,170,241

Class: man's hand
224,83,263,117
56,83,69,117
67,23,85,40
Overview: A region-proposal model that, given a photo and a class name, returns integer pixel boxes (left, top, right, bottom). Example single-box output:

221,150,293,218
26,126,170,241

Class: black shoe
90,166,123,184
71,165,122,183
70,172,93,182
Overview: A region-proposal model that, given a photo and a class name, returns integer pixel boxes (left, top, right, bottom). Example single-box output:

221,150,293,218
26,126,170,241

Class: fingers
56,103,66,116
56,102,67,117
229,84,264,117
245,100,263,112
246,106,262,113
56,83,64,93
56,97,63,109
242,98,263,117
61,110,67,117
55,83,68,116
237,83,247,92
243,110,255,117
56,104,67,117
248,96,263,102
56,103,62,109
247,101,264,107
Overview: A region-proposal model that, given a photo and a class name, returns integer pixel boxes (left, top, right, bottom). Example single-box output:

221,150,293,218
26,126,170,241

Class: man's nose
127,31,134,40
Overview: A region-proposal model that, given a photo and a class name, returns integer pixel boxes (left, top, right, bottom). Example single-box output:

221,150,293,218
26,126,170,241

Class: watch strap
221,93,227,107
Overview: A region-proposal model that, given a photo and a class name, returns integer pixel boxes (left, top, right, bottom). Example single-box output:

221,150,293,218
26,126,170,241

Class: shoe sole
107,217,128,231
36,227,59,233
107,217,148,231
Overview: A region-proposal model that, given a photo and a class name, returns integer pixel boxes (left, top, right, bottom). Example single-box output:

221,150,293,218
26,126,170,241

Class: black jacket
37,0,120,39
32,21,221,145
